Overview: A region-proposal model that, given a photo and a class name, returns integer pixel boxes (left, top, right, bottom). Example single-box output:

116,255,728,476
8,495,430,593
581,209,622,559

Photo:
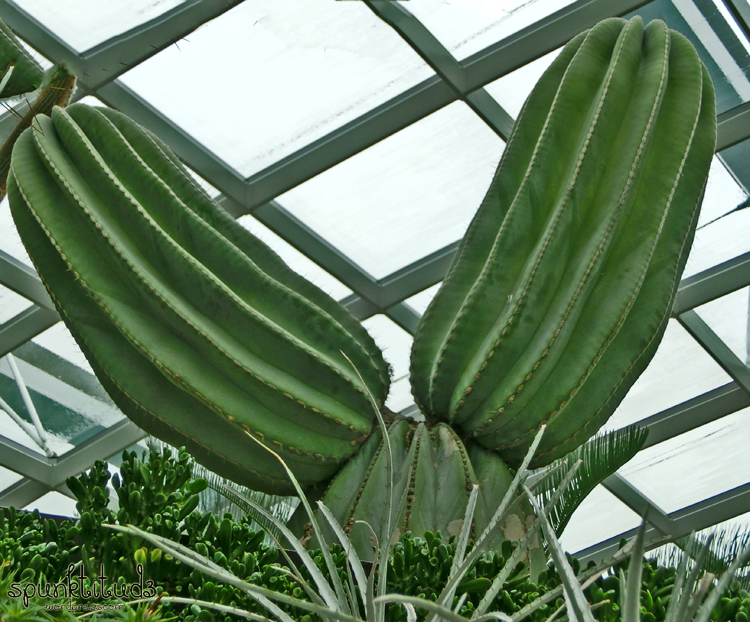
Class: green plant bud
128,490,141,514
20,567,35,581
150,548,162,563
134,547,147,565
409,16,716,468
188,479,208,494
153,492,167,507
65,476,87,501
180,495,200,520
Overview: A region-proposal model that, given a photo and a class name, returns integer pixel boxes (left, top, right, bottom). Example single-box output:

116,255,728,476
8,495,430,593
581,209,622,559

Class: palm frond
533,425,648,536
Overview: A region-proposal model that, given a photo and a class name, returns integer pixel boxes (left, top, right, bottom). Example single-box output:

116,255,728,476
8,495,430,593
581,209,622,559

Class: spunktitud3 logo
7,563,157,609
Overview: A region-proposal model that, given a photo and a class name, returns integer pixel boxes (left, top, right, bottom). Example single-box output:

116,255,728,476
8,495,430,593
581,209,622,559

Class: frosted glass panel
0,197,32,266
696,156,748,229
32,323,93,375
120,0,432,178
362,315,414,411
485,47,562,118
683,208,750,279
696,286,750,365
409,0,576,61
237,215,351,301
15,0,186,52
280,102,504,279
0,285,31,325
23,490,78,517
620,407,750,513
559,486,641,555
604,320,731,431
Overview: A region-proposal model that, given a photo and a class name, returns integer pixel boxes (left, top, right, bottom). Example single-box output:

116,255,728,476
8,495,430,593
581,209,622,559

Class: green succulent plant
7,13,715,561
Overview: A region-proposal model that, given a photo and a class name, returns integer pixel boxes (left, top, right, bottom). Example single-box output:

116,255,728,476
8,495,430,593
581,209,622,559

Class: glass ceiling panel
0,465,23,494
696,156,748,229
279,102,503,280
0,197,32,266
485,47,562,119
13,0,186,53
0,285,31,325
619,406,750,514
32,322,92,375
22,490,78,517
558,486,641,555
682,203,750,279
407,0,576,62
237,215,351,301
603,320,731,431
2,340,123,451
362,315,414,412
696,286,749,365
119,0,433,179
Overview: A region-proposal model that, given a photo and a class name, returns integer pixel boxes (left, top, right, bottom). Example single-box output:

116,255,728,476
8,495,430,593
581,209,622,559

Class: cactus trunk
410,16,716,468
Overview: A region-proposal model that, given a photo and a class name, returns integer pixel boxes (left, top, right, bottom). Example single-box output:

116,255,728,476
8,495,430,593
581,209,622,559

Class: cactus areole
10,16,714,537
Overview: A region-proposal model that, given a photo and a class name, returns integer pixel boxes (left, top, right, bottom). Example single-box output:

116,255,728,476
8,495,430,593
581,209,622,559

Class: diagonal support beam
0,305,58,358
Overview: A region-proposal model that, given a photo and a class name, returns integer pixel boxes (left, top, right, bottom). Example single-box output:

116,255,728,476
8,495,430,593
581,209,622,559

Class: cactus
410,16,716,468
8,103,389,495
0,18,44,98
7,14,716,561
290,417,544,564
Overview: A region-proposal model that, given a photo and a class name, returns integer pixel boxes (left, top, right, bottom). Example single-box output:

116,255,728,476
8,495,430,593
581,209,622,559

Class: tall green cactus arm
0,18,44,98
0,61,76,200
409,16,716,468
8,103,390,495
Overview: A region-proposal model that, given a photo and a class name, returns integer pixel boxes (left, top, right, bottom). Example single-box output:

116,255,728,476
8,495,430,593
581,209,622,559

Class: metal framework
0,0,748,558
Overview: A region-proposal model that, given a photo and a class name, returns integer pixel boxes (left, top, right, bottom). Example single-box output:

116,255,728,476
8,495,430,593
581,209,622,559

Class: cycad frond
533,425,648,536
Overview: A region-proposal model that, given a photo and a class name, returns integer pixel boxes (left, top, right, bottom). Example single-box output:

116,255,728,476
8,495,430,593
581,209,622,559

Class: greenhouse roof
1,0,750,562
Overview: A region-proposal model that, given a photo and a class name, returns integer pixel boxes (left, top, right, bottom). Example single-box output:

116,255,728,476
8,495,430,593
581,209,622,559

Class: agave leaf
375,595,511,622
440,425,546,608
103,523,297,622
427,484,480,622
0,64,14,97
663,551,690,622
474,461,582,620
534,425,648,536
622,517,648,622
684,572,715,620
223,480,340,612
317,501,370,616
119,596,273,621
524,487,595,622
694,537,750,622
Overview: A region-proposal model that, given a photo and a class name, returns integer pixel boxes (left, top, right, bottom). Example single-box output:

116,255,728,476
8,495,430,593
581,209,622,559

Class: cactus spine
8,104,390,495
410,16,716,468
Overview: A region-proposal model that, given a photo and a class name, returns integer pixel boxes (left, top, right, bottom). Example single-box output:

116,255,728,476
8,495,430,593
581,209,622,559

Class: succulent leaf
8,103,390,495
409,16,716,468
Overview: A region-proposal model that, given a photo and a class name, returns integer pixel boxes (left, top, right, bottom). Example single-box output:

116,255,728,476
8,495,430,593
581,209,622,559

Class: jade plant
6,12,715,561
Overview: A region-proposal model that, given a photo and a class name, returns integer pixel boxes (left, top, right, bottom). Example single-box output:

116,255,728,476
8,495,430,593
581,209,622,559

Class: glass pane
485,47,562,119
558,485,641,555
237,215,352,301
361,315,414,412
280,102,504,280
0,196,32,266
696,156,748,229
22,490,78,517
0,465,23,492
2,339,124,451
32,322,93,375
604,320,731,431
619,406,750,513
696,286,749,365
682,204,750,280
408,0,575,61
119,0,433,178
14,0,186,53
0,285,31,325
405,283,442,315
